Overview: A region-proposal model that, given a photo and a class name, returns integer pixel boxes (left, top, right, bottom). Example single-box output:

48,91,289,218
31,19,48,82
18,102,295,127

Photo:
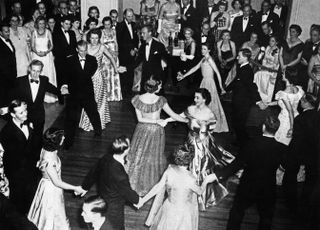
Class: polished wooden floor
48,95,305,230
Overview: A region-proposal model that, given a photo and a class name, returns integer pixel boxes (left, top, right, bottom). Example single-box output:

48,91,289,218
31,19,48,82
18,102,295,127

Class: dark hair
8,13,20,23
311,25,320,34
289,24,302,36
261,0,271,8
218,0,228,10
87,28,102,41
202,42,212,50
284,70,299,85
29,59,44,70
303,93,317,108
141,24,153,33
77,40,88,48
123,8,134,16
195,88,211,105
85,17,98,31
239,48,252,59
242,3,252,10
220,29,230,40
8,99,26,114
43,128,65,151
102,16,112,25
144,76,162,93
269,35,280,47
60,15,72,23
88,6,100,18
263,115,280,135
112,135,130,155
173,144,195,166
183,27,194,36
84,195,107,214
109,9,118,15
231,0,242,9
58,0,67,8
0,21,10,30
35,15,46,27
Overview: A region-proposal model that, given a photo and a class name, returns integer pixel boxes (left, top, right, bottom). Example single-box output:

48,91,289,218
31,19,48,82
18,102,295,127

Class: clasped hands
257,101,268,110
156,119,168,127
134,197,145,210
74,186,88,197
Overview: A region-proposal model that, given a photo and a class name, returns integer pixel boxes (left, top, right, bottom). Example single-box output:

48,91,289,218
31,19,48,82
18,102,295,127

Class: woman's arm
135,108,163,124
210,12,217,28
47,30,53,53
165,112,186,123
103,46,118,71
31,31,37,53
178,60,202,80
190,174,217,195
282,98,294,136
208,58,225,91
225,41,236,63
217,41,223,62
46,163,79,191
307,56,320,85
163,103,188,123
286,51,303,68
279,47,285,70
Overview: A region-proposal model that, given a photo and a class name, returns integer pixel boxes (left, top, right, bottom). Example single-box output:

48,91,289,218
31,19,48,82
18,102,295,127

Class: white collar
113,154,125,167
240,62,249,68
183,4,190,10
0,36,9,43
12,118,24,129
28,74,40,82
146,38,153,46
263,133,274,138
303,108,314,112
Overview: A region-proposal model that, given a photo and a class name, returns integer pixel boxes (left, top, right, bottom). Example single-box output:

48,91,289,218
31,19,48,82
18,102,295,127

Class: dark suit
116,20,139,96
0,193,38,230
0,120,38,214
82,154,139,230
225,136,286,230
52,27,77,102
283,109,320,210
271,4,288,29
255,10,280,36
0,38,17,107
11,75,60,159
228,63,261,145
63,54,101,148
195,30,215,54
231,16,256,49
180,4,198,34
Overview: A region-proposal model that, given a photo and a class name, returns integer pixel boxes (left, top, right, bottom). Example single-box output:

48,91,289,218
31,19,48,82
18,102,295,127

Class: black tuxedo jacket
195,30,216,55
271,4,288,27
302,40,320,64
64,54,97,100
82,154,139,229
181,5,198,30
116,20,139,65
11,75,59,122
0,38,17,106
0,120,34,181
255,10,280,33
229,64,261,108
52,27,77,59
231,15,257,49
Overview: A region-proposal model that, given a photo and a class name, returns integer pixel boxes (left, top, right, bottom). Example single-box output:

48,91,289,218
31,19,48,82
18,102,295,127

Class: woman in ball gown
127,76,188,196
254,36,280,103
167,89,233,210
210,1,230,41
101,16,122,101
31,16,57,103
178,43,229,133
27,128,84,230
140,0,160,29
71,17,83,42
137,144,217,230
157,0,181,47
228,0,243,31
24,8,40,37
9,14,31,77
83,17,98,42
307,45,320,101
79,29,118,131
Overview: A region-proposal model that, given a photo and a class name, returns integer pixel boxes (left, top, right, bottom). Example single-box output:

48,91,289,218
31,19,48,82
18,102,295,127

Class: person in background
83,17,98,41
228,0,243,31
87,6,101,26
54,1,69,25
81,196,108,230
199,0,221,24
68,0,80,18
210,0,230,41
180,0,198,37
307,45,320,101
271,0,288,37
241,32,260,61
47,16,56,32
71,17,82,42
9,14,31,77
11,1,24,27
24,8,40,37
140,0,160,30
37,1,47,19
109,9,119,29
259,21,280,48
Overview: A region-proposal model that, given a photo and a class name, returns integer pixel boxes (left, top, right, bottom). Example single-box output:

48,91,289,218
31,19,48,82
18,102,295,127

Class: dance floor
48,95,303,230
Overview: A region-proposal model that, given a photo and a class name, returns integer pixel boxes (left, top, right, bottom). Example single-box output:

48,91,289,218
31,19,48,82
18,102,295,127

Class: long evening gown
307,54,320,98
32,29,57,103
186,114,233,210
254,46,280,103
127,95,167,196
28,149,70,230
145,165,198,230
10,27,30,77
200,58,229,132
79,44,111,131
101,29,122,101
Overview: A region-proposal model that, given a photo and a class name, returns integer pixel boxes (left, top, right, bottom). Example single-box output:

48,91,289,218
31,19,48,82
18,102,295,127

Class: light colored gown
145,164,198,230
101,29,122,101
28,149,70,230
274,86,304,146
10,27,31,77
254,46,280,103
32,29,57,103
200,58,229,132
307,54,320,97
79,44,111,131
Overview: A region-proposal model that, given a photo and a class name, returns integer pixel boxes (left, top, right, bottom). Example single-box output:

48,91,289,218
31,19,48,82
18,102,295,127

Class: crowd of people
0,0,320,230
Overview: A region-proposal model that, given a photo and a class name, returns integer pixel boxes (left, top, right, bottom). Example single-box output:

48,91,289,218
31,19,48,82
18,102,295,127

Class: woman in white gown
178,43,228,133
137,144,217,230
28,128,84,230
31,16,57,103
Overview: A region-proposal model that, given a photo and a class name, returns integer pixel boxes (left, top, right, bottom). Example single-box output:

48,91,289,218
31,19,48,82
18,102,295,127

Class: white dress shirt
29,76,40,102
125,20,133,39
145,39,152,61
61,27,70,44
0,36,14,52
183,4,190,15
261,11,270,22
273,5,282,18
242,16,249,32
240,62,249,68
78,55,86,69
208,6,213,15
13,119,29,139
201,33,208,43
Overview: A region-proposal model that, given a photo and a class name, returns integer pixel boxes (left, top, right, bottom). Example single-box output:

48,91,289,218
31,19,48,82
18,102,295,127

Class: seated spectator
24,8,40,37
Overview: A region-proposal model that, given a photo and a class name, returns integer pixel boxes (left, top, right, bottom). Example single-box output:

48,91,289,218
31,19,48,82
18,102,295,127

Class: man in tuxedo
79,136,141,230
180,0,198,36
54,1,69,25
0,193,38,230
0,100,38,214
61,40,102,149
258,21,280,48
282,94,320,212
300,26,320,90
109,9,119,30
228,49,266,146
221,115,286,230
0,22,17,108
271,0,288,36
10,60,60,161
116,8,139,97
198,0,219,23
52,15,77,104
126,24,168,91
68,0,80,18
255,1,280,39
195,22,215,55
10,1,24,26
231,4,257,50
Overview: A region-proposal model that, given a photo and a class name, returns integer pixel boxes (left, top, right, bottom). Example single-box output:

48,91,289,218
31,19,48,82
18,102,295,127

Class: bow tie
64,30,68,33
20,121,28,128
5,38,10,42
145,42,150,46
30,79,39,84
127,21,131,25
243,17,248,20
201,34,208,37
263,12,268,15
79,58,86,62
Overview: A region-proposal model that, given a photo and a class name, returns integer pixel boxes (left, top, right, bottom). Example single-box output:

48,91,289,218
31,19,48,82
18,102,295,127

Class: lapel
149,39,156,61
34,76,44,103
24,76,34,103
59,28,70,46
124,21,133,40
10,120,28,141
0,38,15,54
